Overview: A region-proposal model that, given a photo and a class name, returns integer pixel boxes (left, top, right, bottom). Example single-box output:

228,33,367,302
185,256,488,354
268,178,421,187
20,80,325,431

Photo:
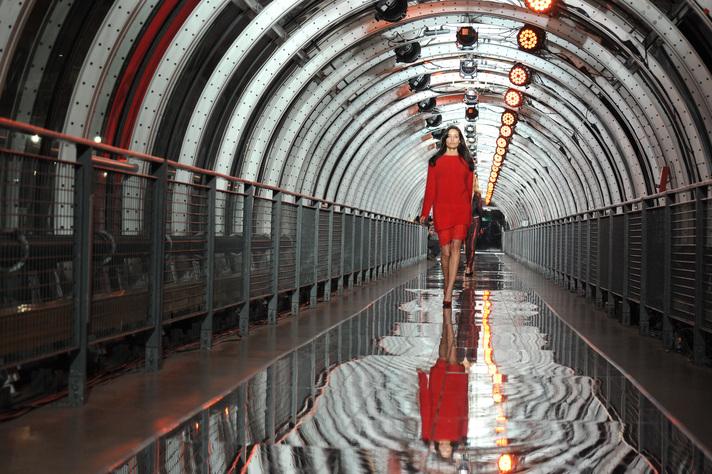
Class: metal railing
503,181,712,364
0,118,427,405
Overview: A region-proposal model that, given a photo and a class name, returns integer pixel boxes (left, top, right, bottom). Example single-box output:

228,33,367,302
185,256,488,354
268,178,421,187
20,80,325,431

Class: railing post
292,197,303,315
146,160,167,372
311,202,319,306
662,196,673,348
240,185,254,336
68,145,93,406
338,208,345,294
693,187,707,364
201,177,216,350
324,204,334,301
268,191,282,323
622,205,631,325
640,200,650,336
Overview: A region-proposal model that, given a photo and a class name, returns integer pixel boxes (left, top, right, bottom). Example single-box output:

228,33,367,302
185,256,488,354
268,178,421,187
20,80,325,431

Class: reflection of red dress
420,155,473,232
418,359,468,441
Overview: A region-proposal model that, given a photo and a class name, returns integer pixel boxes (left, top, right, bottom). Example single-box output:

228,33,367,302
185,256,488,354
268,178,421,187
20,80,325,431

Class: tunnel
1,0,711,472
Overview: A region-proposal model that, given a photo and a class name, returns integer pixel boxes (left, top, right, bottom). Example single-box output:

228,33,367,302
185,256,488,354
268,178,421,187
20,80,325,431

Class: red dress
418,360,469,441
420,155,473,243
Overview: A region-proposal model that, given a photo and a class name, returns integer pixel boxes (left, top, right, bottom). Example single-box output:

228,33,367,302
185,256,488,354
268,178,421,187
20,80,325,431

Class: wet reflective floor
243,252,656,473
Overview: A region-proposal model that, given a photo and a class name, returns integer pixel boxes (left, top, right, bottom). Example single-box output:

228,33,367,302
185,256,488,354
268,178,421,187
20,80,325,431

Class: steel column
240,185,254,336
146,160,167,372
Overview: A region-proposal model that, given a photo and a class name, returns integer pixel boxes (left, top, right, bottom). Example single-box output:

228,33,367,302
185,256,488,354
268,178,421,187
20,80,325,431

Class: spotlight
497,453,515,472
524,0,556,14
496,137,509,148
496,147,507,156
409,74,430,91
374,0,407,22
500,124,513,138
467,136,476,144
418,97,436,112
456,26,478,49
504,89,524,108
464,88,478,105
460,58,477,79
431,128,445,140
466,106,479,121
509,63,531,86
517,25,545,52
493,154,503,165
501,110,518,126
465,124,476,134
426,114,442,127
93,135,102,143
492,163,501,173
395,42,421,63
30,134,41,144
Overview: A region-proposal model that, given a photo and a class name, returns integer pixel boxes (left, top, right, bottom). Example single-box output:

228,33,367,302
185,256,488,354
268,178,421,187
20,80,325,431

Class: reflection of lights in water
498,453,514,472
496,438,509,447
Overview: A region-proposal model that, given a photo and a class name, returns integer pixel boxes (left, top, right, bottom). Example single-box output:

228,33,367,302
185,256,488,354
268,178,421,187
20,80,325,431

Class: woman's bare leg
444,239,462,302
439,243,451,298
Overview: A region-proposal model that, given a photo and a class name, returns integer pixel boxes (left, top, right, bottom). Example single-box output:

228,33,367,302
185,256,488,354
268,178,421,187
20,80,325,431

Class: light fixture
509,63,531,86
492,163,501,173
464,88,478,105
395,42,421,63
418,97,436,112
460,58,477,78
493,154,504,165
467,136,476,144
497,453,515,473
456,26,478,49
426,114,442,127
500,125,513,138
517,25,545,52
374,0,407,22
524,0,556,14
496,137,509,148
30,134,40,144
431,128,445,140
409,74,430,91
466,106,479,121
465,124,475,134
501,110,518,126
496,147,507,156
93,135,102,143
504,89,524,108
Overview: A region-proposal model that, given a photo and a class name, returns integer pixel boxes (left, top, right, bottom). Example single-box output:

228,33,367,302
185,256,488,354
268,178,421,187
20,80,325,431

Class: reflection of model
419,126,475,307
417,308,468,460
464,190,483,277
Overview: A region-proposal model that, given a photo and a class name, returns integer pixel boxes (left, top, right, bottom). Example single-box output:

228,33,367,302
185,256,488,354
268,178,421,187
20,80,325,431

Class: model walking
419,126,475,307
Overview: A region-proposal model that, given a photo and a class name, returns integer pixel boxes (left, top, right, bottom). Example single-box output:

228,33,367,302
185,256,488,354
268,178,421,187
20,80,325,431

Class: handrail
0,117,408,221
510,178,712,229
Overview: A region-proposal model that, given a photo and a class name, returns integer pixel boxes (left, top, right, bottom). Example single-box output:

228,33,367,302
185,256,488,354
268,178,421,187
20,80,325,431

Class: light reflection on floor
244,252,655,473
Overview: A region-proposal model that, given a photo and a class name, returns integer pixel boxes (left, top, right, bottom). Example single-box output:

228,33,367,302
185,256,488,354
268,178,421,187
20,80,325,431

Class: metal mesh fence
163,181,208,322
317,209,329,281
599,216,610,290
208,396,239,474
279,203,297,291
158,414,204,474
0,154,76,366
214,190,245,310
670,202,696,321
300,205,316,285
610,214,624,295
343,213,353,274
628,211,642,301
331,211,342,277
250,197,272,299
646,206,666,312
706,197,712,326
590,218,599,285
90,171,152,340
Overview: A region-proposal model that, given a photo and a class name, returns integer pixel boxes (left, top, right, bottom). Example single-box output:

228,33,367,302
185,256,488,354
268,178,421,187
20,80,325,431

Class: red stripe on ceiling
104,0,200,150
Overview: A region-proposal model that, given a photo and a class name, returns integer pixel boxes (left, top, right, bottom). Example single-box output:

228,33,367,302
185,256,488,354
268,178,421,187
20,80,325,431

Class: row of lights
29,134,103,144
486,1,553,205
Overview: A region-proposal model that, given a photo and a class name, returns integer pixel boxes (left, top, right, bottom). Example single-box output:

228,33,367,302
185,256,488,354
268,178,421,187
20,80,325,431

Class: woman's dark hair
428,125,475,171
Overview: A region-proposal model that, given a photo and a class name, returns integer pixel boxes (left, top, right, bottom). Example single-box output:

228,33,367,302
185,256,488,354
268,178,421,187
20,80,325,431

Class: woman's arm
420,165,436,222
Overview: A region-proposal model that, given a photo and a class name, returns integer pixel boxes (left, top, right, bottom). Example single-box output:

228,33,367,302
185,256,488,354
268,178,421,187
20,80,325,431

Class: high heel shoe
442,300,452,308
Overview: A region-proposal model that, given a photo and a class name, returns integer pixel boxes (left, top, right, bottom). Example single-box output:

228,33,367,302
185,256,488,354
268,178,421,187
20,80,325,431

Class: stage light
395,42,421,63
498,454,514,473
517,25,545,51
431,129,445,140
500,124,513,138
509,63,531,86
93,135,102,143
490,171,498,180
496,137,509,148
418,97,436,112
374,0,407,22
30,134,40,143
409,74,430,91
493,154,503,165
492,163,501,173
426,115,442,127
465,124,475,134
466,106,479,121
501,110,518,126
460,58,477,78
456,26,478,49
467,136,476,144
524,0,556,14
464,88,478,105
496,147,507,156
504,89,523,108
